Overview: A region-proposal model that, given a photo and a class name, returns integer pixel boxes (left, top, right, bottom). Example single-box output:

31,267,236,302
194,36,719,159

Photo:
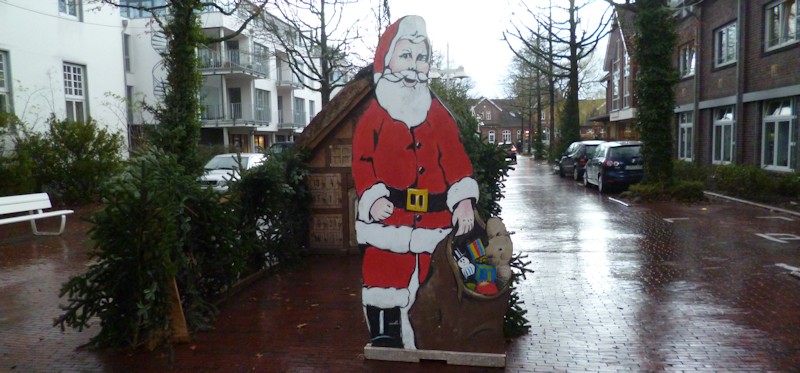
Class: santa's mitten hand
370,197,394,221
452,200,474,235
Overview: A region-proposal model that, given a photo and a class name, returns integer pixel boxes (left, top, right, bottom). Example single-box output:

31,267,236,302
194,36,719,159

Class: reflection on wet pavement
503,158,800,372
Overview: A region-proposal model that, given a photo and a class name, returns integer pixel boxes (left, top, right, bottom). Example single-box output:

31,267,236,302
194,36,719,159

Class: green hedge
1,116,123,204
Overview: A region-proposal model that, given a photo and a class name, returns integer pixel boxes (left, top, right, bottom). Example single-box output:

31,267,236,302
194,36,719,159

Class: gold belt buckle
406,188,429,212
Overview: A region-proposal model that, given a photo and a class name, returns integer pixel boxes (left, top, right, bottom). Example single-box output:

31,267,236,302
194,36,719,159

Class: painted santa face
375,38,433,127
388,39,430,87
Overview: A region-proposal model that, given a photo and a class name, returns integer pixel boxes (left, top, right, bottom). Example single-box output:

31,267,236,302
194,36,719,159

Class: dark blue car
583,141,643,193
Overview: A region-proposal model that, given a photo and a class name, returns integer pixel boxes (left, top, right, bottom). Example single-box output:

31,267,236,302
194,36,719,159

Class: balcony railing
276,109,306,129
197,48,269,77
201,103,270,124
276,69,303,88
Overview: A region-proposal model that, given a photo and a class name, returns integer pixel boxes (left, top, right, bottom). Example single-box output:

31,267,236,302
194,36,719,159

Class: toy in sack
454,238,499,295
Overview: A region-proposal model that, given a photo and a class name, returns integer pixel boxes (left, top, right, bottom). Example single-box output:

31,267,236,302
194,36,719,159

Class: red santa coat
353,96,479,308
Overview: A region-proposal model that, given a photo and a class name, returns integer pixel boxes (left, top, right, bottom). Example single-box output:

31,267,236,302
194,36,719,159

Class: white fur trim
410,227,451,254
362,286,410,308
356,221,413,253
358,183,390,223
446,177,480,210
401,255,420,349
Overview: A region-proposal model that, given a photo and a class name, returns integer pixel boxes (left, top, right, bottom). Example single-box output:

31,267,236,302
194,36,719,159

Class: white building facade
0,1,129,148
0,1,322,155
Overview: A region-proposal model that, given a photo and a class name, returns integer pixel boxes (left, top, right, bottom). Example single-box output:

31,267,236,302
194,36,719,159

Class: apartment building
121,1,322,153
602,0,800,172
673,0,800,172
0,1,129,150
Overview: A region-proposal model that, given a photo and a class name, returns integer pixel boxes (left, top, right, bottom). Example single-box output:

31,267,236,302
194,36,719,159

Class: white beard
375,70,432,128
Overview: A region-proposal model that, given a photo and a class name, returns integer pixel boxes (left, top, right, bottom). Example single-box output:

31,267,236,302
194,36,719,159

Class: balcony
276,109,306,129
201,103,271,127
276,69,304,90
197,48,269,79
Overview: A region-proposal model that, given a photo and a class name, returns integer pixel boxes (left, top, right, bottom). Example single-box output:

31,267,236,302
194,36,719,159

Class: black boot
366,306,403,348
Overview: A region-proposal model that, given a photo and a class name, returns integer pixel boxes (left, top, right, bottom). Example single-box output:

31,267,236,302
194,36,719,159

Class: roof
471,97,503,112
295,66,374,151
604,6,636,71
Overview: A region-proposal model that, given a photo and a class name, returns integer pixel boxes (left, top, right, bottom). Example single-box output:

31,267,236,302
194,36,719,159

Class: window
715,23,737,67
612,40,620,110
255,89,270,122
762,99,797,171
125,85,134,123
488,130,496,144
309,100,316,122
622,55,631,108
502,130,511,144
713,106,735,164
484,110,491,120
63,63,87,123
766,0,799,50
0,51,9,113
293,97,306,125
516,129,522,142
253,43,270,77
678,112,693,161
59,0,81,19
120,0,166,18
123,34,132,72
679,43,696,78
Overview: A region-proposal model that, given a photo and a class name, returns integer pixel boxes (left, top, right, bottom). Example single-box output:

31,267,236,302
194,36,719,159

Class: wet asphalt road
502,157,800,372
2,156,800,372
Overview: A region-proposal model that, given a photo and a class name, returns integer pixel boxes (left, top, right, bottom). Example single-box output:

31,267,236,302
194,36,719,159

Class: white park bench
0,193,74,236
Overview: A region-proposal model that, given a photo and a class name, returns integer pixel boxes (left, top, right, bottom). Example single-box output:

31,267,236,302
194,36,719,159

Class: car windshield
608,146,641,162
205,156,249,170
585,145,599,154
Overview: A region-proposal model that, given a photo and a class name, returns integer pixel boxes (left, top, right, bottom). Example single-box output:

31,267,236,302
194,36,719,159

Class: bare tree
505,0,611,155
261,0,366,106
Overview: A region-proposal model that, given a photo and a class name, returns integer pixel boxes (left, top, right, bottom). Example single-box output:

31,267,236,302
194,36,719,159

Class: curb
703,191,800,218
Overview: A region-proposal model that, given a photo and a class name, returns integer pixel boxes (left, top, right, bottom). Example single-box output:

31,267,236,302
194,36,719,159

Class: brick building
603,0,800,172
471,97,552,151
674,0,800,172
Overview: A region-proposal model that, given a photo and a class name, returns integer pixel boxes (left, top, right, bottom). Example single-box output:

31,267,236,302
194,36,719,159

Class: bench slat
0,193,53,215
0,209,74,226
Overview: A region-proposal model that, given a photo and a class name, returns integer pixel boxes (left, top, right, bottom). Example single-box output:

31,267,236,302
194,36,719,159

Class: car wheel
583,173,590,187
573,167,581,181
558,164,565,177
598,174,606,193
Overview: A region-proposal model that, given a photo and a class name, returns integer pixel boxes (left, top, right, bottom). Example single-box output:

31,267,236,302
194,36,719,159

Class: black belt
387,187,448,213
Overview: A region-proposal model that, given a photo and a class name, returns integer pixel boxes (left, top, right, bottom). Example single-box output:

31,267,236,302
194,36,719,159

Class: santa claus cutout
352,15,479,350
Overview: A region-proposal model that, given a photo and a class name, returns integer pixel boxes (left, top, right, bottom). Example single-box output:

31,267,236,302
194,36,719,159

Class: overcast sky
381,0,612,99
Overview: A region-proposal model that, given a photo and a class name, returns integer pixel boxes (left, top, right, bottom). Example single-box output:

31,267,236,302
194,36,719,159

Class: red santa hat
373,15,430,84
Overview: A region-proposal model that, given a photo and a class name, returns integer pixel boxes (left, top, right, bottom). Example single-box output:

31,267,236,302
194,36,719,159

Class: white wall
0,1,128,149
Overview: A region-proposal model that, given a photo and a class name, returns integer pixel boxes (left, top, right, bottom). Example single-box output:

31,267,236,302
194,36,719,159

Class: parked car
583,141,644,193
199,153,267,192
268,141,295,155
499,143,517,162
558,140,605,180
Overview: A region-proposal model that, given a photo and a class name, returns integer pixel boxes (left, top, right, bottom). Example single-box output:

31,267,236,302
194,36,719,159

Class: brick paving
2,158,800,372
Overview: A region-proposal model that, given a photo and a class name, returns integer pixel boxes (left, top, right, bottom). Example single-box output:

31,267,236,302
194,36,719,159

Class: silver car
198,153,266,192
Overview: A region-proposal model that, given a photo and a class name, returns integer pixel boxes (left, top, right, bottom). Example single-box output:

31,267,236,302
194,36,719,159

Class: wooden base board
364,345,506,367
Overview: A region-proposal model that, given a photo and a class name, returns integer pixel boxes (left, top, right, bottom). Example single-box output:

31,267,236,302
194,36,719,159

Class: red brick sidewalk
0,206,501,372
